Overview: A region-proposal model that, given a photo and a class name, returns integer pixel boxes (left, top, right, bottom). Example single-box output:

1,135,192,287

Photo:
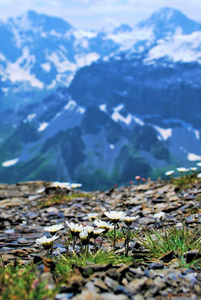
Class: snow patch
5,47,44,88
2,158,19,167
41,62,51,72
27,113,36,122
38,122,49,132
74,38,89,49
46,51,76,73
154,126,172,140
187,153,201,161
0,52,6,61
12,26,23,48
145,31,201,64
47,80,56,90
50,30,62,38
76,106,85,114
106,27,154,52
41,32,47,38
133,116,144,126
113,104,124,112
73,30,97,39
112,111,132,126
194,130,200,140
64,100,77,110
75,52,100,68
99,104,107,112
2,88,9,93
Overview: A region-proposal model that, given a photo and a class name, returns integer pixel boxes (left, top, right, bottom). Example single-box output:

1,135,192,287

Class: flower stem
94,238,96,253
50,242,53,259
73,236,76,251
113,224,116,251
85,243,89,256
126,226,130,257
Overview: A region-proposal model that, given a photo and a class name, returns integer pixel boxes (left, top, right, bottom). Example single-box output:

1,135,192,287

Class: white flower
121,216,139,226
93,220,113,231
177,167,188,173
44,224,64,234
84,225,94,238
79,230,90,246
154,212,166,220
87,213,98,220
104,210,126,223
36,235,59,249
36,187,46,194
165,170,174,176
79,230,89,240
53,181,71,189
197,162,201,167
71,183,82,189
84,225,94,233
93,229,104,238
197,173,201,178
65,221,84,236
190,167,197,172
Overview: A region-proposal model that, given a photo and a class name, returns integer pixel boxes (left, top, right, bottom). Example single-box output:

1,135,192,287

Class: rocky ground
0,178,201,300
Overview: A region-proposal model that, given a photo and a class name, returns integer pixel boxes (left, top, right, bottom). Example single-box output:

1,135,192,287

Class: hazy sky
0,0,200,29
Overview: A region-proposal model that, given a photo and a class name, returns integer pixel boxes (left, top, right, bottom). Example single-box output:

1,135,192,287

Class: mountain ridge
137,7,201,36
0,7,201,190
0,6,201,103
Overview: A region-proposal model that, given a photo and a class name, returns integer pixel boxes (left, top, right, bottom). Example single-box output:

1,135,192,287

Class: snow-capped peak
136,7,201,37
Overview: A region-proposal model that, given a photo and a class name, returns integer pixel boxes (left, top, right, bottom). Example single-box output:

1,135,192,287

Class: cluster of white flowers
36,223,64,250
165,162,201,179
94,220,113,231
177,167,189,173
36,210,139,249
52,182,82,189
65,221,84,236
36,208,140,248
104,210,139,226
65,220,105,243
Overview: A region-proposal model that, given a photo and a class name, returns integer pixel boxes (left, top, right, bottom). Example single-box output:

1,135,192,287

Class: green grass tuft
0,263,58,300
38,192,93,208
171,173,199,191
138,226,201,259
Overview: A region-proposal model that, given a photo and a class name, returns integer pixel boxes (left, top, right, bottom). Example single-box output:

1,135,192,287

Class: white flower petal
44,224,64,232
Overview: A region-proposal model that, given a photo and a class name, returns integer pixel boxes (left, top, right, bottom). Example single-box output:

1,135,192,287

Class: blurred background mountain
0,4,201,190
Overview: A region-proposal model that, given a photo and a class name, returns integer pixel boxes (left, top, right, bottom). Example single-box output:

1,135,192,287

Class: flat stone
55,293,74,300
10,249,29,257
73,290,104,300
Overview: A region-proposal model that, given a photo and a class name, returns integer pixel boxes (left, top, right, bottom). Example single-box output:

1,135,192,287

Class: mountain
69,57,201,127
137,7,201,37
0,7,200,107
0,8,201,190
0,56,200,190
0,10,118,107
